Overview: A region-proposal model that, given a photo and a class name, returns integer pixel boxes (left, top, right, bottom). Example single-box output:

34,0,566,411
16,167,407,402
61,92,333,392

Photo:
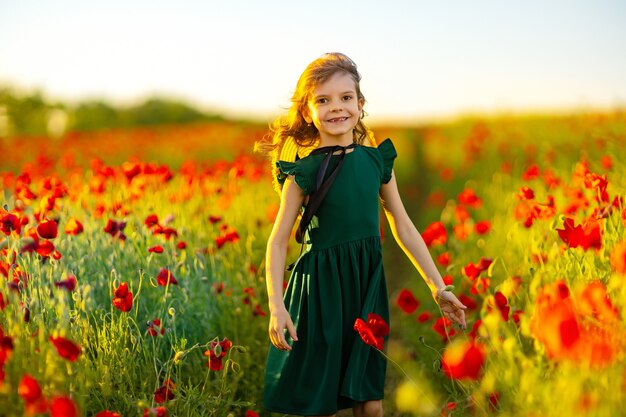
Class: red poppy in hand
354,313,389,350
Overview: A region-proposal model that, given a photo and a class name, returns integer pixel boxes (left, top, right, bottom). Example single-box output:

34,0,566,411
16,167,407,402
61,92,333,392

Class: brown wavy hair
254,52,374,194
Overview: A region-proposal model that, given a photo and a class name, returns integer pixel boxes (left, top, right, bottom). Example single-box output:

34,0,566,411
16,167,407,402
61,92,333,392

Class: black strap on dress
286,142,358,271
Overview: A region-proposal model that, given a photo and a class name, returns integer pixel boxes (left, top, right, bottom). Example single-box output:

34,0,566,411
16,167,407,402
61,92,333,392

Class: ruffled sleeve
377,138,397,184
275,159,313,195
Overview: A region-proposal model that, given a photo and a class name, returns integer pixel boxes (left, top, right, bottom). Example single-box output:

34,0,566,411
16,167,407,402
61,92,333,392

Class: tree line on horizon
0,85,234,138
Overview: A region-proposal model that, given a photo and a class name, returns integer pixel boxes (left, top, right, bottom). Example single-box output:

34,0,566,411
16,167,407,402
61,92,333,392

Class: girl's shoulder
359,137,397,184
360,137,396,157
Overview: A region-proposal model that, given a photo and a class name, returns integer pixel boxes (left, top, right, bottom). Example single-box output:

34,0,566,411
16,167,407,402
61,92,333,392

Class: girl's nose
331,103,342,112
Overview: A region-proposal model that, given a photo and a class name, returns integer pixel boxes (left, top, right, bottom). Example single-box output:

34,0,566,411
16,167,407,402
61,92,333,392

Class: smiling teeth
330,117,347,122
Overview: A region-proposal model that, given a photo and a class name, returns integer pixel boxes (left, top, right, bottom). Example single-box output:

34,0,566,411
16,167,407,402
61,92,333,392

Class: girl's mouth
328,117,348,123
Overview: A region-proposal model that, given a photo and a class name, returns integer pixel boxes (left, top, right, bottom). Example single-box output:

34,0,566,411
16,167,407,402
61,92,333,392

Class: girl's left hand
434,288,467,330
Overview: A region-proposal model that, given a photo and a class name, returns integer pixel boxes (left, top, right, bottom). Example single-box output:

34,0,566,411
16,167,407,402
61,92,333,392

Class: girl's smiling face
304,72,363,144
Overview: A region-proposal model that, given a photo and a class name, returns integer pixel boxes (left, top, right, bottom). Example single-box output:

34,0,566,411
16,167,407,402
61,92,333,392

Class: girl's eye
343,95,352,101
317,98,328,104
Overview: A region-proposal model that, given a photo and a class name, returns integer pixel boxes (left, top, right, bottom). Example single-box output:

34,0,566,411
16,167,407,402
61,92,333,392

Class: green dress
264,138,397,416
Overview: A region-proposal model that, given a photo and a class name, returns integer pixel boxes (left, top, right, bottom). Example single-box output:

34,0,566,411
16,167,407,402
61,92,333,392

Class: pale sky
1,0,625,123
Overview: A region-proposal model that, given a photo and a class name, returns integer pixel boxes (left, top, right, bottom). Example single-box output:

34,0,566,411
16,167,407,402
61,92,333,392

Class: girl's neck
318,133,354,148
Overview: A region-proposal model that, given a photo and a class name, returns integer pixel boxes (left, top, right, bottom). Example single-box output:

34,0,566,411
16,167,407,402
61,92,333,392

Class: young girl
255,53,467,417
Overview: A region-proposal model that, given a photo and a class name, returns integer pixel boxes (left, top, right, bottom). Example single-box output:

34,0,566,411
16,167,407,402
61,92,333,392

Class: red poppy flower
522,164,540,181
35,239,55,257
252,304,266,317
64,218,83,235
422,222,447,247
441,340,486,381
245,411,260,417
512,310,523,326
157,268,178,286
556,218,602,250
112,282,133,312
354,313,389,350
468,319,482,340
49,396,79,417
0,292,7,311
458,294,478,310
440,167,454,182
176,241,187,249
204,337,232,371
0,211,22,236
542,169,561,189
432,316,456,342
462,258,492,281
213,282,224,294
610,241,626,274
50,336,81,361
36,219,57,239
104,219,126,239
471,277,491,295
95,411,122,417
154,379,176,403
584,172,609,203
437,252,451,267
54,275,77,292
416,311,431,323
475,220,491,235
453,222,473,241
0,326,13,364
577,281,618,323
488,391,500,411
143,406,169,417
155,227,178,240
396,289,419,314
454,205,471,223
493,292,510,321
215,230,239,249
145,214,160,228
122,161,142,181
457,188,482,209
208,215,222,224
443,275,453,286
18,374,42,403
518,186,535,200
147,319,165,336
148,245,164,254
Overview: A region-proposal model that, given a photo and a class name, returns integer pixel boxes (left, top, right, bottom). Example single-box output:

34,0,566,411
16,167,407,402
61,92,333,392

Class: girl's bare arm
379,170,467,328
265,176,302,349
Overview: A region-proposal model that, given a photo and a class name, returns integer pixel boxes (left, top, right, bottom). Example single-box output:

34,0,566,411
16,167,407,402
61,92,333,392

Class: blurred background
1,2,626,416
1,0,625,137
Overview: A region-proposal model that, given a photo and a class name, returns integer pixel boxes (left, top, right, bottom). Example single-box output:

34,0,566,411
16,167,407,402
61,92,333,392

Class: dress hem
264,396,384,416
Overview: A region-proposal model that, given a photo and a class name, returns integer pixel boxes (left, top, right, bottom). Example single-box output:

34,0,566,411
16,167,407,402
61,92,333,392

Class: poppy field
1,111,625,416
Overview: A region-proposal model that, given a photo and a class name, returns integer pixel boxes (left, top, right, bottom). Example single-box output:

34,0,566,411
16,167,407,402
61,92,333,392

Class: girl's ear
301,108,312,124
358,98,364,113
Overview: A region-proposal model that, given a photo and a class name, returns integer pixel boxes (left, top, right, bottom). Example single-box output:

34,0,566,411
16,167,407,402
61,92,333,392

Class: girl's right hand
268,306,298,351
434,288,467,330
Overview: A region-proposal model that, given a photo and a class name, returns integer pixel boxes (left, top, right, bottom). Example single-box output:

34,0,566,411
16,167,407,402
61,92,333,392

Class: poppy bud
213,344,222,357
